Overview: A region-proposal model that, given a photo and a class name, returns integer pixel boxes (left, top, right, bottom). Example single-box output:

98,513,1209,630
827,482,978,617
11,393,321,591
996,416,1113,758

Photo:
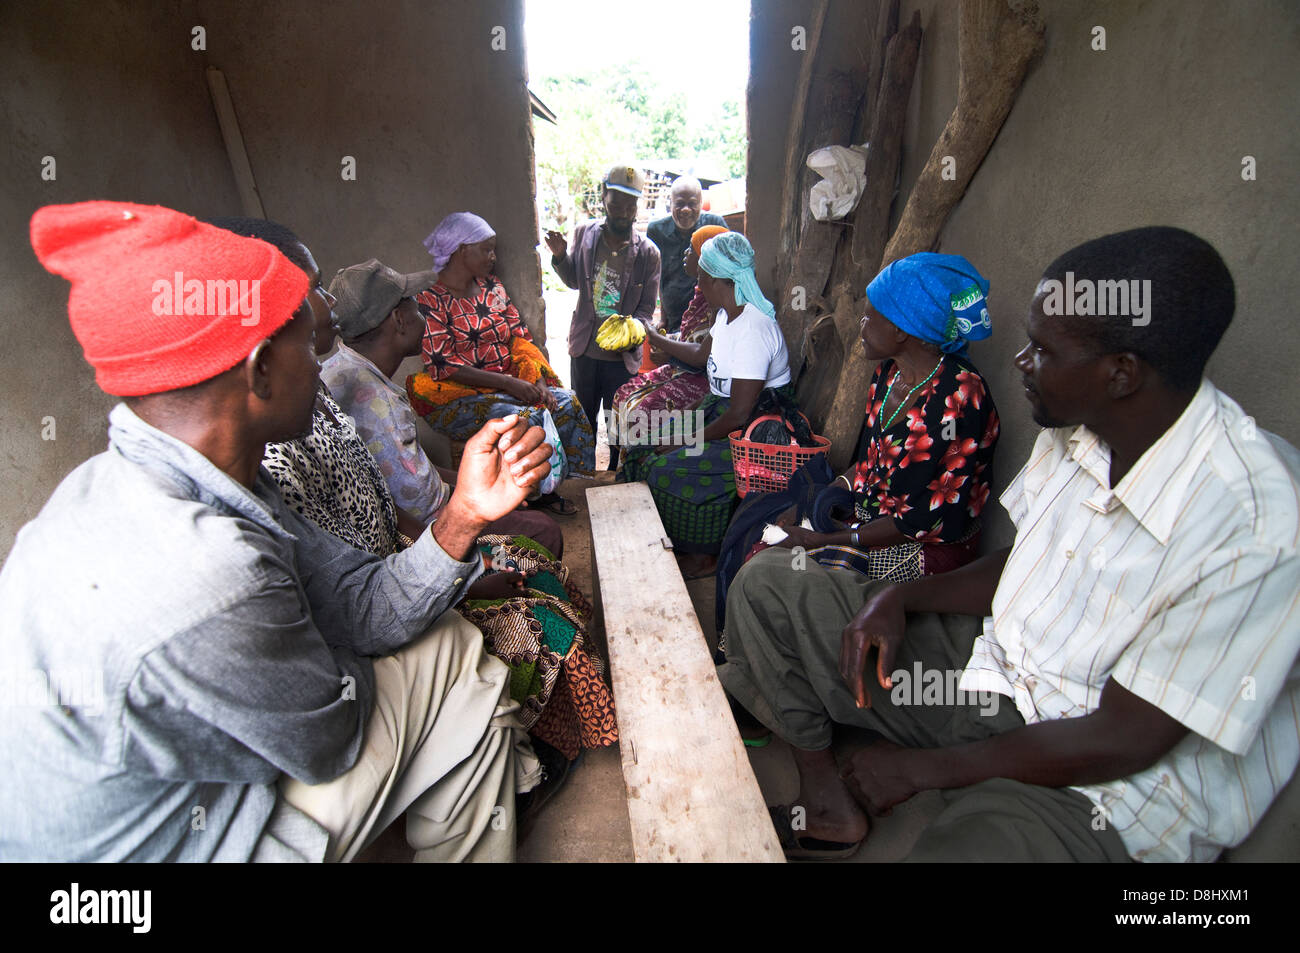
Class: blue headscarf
865,252,991,354
698,232,775,318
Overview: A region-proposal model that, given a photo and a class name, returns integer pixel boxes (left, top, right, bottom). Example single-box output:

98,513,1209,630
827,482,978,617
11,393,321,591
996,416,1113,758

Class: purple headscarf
423,212,495,272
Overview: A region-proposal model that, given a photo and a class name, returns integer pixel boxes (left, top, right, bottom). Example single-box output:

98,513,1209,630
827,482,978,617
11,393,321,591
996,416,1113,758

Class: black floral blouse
851,354,1000,542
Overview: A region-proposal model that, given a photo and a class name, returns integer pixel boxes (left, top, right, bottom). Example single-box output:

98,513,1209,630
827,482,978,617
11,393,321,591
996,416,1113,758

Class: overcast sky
524,0,750,115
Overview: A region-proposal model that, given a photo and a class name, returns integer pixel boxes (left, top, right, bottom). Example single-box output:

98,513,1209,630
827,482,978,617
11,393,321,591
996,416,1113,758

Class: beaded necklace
880,357,944,431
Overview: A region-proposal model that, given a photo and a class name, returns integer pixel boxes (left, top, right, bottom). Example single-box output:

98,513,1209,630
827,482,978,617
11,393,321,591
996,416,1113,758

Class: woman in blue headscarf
623,233,795,578
714,252,1002,646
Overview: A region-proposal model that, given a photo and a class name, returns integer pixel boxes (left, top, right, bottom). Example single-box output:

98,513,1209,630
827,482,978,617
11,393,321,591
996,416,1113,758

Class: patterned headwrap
865,252,992,354
690,224,729,258
423,212,495,272
698,232,775,318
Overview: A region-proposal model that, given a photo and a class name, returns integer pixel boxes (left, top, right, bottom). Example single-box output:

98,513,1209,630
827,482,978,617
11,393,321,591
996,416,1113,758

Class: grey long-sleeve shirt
0,404,482,861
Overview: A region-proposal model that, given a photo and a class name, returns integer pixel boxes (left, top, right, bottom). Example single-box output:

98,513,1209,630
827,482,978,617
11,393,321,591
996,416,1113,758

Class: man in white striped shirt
719,227,1300,862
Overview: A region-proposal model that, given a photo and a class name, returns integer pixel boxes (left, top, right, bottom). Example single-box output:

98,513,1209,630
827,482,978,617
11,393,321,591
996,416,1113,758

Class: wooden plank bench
587,481,784,862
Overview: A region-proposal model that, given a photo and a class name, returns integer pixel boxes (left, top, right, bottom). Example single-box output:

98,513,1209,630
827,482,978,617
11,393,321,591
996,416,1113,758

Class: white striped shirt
959,379,1300,862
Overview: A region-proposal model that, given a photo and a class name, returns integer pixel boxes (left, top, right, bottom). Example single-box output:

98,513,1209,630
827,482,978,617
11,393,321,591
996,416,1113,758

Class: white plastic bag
807,144,868,221
538,408,567,495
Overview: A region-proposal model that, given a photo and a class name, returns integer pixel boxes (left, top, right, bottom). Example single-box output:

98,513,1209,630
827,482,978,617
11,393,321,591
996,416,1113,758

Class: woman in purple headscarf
409,213,596,513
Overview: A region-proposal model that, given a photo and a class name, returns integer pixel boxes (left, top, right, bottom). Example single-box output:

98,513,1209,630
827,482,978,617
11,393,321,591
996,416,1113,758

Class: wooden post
205,67,266,218
797,8,922,430
774,0,830,293
819,0,1045,469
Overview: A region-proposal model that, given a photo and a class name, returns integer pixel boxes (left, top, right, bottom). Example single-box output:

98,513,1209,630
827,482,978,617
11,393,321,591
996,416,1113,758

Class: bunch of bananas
595,314,646,352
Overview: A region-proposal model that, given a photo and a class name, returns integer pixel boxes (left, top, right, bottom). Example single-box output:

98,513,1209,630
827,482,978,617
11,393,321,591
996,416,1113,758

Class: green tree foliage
535,65,745,232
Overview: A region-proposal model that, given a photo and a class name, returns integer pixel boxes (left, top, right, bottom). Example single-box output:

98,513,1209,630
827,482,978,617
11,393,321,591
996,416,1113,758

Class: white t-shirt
705,303,791,397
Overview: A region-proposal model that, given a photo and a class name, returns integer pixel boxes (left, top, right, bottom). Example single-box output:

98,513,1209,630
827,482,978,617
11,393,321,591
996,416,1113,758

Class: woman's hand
769,525,823,550
464,570,526,602
839,585,907,709
503,377,543,406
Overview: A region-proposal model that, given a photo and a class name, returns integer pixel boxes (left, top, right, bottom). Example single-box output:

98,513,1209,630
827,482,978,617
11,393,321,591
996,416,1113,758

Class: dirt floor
359,288,1300,864
360,286,946,862
511,459,945,863
360,442,945,863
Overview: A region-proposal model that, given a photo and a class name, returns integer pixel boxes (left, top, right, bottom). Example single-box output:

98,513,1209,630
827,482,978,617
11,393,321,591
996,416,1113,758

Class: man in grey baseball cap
328,259,438,339
322,259,566,557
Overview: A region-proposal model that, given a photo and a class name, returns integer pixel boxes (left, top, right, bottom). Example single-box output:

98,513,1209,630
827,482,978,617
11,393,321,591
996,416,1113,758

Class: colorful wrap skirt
620,393,738,554
407,338,597,478
611,357,711,435
458,535,618,760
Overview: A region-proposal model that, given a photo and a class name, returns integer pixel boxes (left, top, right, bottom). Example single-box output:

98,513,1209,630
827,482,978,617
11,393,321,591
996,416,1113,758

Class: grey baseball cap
328,259,438,338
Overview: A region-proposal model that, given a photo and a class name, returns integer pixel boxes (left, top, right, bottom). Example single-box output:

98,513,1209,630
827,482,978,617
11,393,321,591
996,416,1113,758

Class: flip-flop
767,804,864,862
517,741,583,843
677,556,718,580
726,696,772,747
680,565,718,581
534,493,578,517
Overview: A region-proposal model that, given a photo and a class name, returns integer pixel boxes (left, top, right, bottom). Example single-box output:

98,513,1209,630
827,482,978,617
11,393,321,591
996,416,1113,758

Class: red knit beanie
30,200,310,396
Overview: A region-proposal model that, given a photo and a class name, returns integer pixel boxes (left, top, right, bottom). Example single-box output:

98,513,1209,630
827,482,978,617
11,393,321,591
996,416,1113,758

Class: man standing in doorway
647,175,726,333
545,164,660,471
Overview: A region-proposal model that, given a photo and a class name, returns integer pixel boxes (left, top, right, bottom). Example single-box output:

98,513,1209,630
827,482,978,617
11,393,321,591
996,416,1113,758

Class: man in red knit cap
0,201,553,862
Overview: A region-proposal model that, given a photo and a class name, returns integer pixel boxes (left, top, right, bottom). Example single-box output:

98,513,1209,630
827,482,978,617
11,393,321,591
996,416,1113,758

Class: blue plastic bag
538,408,567,495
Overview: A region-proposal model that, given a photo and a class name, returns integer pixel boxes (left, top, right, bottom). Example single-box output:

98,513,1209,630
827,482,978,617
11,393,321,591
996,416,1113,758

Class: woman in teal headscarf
622,233,795,578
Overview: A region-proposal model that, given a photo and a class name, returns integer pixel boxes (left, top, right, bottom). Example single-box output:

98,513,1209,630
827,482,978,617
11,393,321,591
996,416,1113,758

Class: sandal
533,492,578,517
727,696,772,747
517,740,582,844
767,804,865,862
677,554,718,580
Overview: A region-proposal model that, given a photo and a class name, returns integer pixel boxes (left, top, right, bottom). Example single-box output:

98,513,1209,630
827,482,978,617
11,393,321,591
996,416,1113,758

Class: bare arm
846,676,1189,814
545,229,578,289
893,545,1011,617
774,515,912,551
701,378,764,443
839,546,1011,707
645,325,711,369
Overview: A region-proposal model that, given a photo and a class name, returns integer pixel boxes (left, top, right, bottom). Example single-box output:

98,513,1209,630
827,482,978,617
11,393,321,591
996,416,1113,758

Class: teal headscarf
698,232,775,318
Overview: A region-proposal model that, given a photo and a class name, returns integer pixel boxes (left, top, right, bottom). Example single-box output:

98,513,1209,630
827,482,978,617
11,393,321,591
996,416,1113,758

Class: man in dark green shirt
647,175,726,333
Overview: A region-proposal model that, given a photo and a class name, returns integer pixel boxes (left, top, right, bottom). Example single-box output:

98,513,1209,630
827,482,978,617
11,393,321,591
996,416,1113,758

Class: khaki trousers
279,612,541,862
719,548,1130,862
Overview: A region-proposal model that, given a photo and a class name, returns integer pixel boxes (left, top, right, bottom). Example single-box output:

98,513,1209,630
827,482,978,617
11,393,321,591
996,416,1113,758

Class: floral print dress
813,353,1000,580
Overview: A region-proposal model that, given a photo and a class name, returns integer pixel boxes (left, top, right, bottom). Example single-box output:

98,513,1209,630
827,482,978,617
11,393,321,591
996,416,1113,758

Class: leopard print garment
262,388,402,555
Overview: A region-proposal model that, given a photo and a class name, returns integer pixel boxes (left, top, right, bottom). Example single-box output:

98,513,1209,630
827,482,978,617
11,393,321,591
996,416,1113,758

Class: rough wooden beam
775,0,830,294
847,10,924,296
775,67,858,365
884,0,1045,264
775,0,884,369
820,0,1045,469
799,10,921,434
856,0,900,143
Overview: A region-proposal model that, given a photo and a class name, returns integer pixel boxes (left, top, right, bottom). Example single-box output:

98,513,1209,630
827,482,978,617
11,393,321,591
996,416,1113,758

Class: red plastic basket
729,413,831,497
